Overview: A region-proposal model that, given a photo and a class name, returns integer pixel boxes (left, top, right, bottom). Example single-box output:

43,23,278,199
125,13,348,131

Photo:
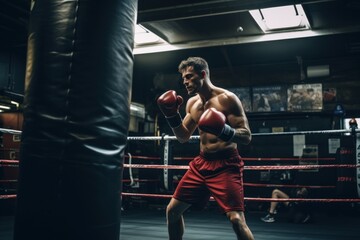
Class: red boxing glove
157,90,183,128
198,108,235,142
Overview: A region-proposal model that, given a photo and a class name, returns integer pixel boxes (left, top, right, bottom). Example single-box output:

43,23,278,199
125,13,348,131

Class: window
249,5,310,33
134,24,165,46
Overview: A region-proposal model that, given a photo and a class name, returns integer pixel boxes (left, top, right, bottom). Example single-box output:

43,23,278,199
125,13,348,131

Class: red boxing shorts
173,148,245,213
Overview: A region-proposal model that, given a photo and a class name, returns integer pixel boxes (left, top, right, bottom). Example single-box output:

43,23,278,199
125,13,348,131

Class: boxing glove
198,108,235,142
157,90,183,128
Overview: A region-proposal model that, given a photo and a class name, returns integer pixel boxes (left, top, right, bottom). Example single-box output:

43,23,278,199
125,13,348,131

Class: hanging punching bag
13,1,137,240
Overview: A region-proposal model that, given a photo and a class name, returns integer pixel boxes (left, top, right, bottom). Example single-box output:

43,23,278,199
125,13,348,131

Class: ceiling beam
134,25,360,55
137,0,337,23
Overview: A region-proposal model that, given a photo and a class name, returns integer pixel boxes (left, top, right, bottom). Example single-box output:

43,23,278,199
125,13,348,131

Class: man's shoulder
217,89,238,102
188,94,200,102
186,94,201,107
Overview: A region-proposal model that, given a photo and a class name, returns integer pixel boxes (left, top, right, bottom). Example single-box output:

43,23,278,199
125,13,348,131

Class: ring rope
244,183,335,189
123,164,359,170
1,193,358,202
251,129,358,136
124,164,189,170
1,161,357,170
245,197,360,203
124,155,336,161
0,128,358,139
124,155,161,160
0,128,22,135
173,157,335,161
240,157,335,161
0,194,17,200
0,179,335,189
126,129,360,141
0,156,338,165
0,160,19,164
121,192,360,202
0,180,18,183
122,155,335,161
245,164,359,170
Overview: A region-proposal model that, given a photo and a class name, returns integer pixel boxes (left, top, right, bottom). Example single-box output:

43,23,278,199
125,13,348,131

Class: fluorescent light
11,101,19,107
0,105,10,110
250,5,310,33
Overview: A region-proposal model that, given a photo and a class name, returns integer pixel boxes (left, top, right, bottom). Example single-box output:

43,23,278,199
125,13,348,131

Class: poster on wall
228,87,252,112
287,83,323,111
323,87,337,103
299,145,319,172
252,85,287,112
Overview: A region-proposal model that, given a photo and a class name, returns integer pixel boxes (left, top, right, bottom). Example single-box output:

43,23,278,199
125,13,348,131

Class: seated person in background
261,187,311,223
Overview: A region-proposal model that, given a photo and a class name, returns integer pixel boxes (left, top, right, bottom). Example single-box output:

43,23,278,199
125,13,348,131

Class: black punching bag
13,1,137,240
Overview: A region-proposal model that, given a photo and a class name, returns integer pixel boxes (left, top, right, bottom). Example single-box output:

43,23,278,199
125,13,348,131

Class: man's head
296,187,308,198
178,57,210,95
178,57,210,77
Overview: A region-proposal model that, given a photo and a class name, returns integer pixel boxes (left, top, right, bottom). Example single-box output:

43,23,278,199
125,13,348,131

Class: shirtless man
157,57,255,240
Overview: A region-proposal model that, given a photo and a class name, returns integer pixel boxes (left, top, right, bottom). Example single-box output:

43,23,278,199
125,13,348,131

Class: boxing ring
1,127,360,239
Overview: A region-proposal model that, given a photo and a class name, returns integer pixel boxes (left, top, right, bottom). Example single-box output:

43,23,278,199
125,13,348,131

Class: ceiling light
0,105,11,110
11,101,19,108
249,5,310,33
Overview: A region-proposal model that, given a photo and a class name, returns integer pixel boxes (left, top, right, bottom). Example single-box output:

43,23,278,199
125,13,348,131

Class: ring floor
1,206,359,240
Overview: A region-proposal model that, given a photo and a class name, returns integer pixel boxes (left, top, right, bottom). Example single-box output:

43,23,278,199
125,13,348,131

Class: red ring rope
123,164,359,170
121,192,360,202
240,157,335,161
0,160,19,164
0,194,16,200
173,157,336,161
1,193,358,203
0,156,339,165
0,178,337,188
243,183,335,189
1,160,357,170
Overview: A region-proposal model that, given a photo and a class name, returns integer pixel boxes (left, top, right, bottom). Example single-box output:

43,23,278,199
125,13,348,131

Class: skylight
134,24,166,46
249,4,310,33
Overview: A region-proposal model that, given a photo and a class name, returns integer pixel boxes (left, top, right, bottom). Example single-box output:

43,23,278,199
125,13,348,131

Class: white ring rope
127,129,359,141
0,127,358,140
0,128,22,135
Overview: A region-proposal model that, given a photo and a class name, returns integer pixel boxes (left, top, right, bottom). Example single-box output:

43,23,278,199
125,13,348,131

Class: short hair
178,57,210,78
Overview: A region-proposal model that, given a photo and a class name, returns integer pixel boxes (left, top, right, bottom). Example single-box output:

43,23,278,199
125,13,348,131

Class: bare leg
269,189,289,214
226,211,255,240
166,198,191,240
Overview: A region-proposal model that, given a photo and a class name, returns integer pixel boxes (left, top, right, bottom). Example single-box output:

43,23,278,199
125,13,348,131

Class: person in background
261,187,311,223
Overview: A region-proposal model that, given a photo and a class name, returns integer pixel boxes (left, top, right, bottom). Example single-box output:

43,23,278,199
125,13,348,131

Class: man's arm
198,92,251,145
157,90,197,143
172,110,197,143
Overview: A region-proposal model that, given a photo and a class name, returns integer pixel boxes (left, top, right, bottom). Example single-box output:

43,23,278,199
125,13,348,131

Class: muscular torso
187,90,238,153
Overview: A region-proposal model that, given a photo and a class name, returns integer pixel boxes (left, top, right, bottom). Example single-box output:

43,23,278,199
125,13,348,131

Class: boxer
158,57,255,240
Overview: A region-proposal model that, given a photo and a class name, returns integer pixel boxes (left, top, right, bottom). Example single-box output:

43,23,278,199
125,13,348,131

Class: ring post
336,118,358,198
161,134,174,192
350,119,360,198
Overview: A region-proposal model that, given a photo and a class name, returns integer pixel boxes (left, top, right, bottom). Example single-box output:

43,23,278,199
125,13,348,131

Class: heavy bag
13,1,137,240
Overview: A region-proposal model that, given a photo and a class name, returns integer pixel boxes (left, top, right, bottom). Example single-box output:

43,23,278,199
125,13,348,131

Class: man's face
181,66,203,95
